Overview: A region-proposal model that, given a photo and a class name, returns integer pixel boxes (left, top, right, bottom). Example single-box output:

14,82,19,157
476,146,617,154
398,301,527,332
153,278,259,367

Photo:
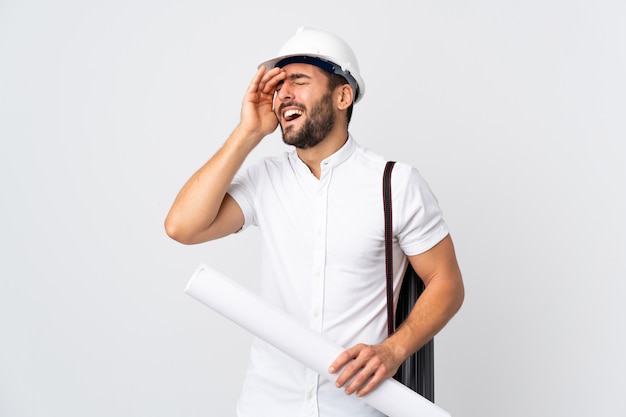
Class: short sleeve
393,163,449,256
227,166,258,231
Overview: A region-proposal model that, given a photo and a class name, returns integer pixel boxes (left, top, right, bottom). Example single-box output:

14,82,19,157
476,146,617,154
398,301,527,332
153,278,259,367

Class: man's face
273,63,336,149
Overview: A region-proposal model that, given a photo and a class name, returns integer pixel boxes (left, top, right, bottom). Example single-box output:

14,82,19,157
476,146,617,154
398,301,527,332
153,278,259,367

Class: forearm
383,235,464,363
164,125,262,244
329,248,464,397
383,274,464,362
165,66,285,244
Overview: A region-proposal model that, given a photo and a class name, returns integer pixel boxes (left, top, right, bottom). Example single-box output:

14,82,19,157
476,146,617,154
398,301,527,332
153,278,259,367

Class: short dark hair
326,72,354,126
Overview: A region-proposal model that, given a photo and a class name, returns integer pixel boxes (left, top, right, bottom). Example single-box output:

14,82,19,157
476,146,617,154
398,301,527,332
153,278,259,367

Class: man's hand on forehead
258,66,286,97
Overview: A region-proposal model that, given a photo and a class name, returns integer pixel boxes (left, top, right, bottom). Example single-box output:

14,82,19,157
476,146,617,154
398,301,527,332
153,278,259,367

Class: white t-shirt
227,136,448,417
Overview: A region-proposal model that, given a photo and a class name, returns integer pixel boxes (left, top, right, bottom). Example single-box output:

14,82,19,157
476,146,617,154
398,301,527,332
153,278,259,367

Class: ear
336,84,354,110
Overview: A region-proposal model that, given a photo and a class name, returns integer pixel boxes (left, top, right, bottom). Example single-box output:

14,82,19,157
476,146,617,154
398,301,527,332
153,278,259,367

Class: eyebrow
287,73,312,81
276,73,312,89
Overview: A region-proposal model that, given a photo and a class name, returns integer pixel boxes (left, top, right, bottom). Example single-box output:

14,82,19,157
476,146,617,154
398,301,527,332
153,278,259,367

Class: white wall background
1,0,624,416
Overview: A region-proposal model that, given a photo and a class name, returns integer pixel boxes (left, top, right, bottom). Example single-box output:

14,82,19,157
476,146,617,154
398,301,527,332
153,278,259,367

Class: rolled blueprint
184,263,451,417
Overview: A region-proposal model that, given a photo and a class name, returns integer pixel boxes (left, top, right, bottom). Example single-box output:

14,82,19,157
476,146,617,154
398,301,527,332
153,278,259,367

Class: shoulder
238,150,294,179
376,159,440,212
349,141,421,176
340,142,428,192
347,142,389,174
389,161,421,185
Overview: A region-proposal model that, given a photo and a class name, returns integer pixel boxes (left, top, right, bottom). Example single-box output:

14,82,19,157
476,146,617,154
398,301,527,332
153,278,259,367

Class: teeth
284,109,303,119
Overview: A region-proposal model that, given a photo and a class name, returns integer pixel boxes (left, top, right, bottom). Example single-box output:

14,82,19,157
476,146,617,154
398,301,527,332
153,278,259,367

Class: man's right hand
239,66,286,141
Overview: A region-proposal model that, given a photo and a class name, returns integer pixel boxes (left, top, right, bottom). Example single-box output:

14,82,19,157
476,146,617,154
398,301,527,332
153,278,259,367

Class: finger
343,354,382,395
259,67,285,95
332,345,374,389
328,344,364,375
246,66,267,95
354,366,387,397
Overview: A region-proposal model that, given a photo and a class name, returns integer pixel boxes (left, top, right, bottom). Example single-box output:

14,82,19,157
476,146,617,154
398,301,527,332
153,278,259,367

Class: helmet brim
258,52,365,103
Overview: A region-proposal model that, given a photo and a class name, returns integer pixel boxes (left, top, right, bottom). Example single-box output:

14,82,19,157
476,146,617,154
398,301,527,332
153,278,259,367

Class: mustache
277,101,306,114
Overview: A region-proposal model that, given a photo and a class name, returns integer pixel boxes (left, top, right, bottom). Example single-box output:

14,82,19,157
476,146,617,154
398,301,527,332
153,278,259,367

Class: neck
296,130,348,179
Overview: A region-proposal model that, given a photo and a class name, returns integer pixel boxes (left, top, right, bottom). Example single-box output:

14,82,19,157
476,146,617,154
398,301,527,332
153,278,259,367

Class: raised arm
164,66,286,244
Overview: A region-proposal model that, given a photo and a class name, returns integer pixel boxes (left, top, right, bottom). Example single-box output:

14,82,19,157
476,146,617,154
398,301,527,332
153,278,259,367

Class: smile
283,109,303,122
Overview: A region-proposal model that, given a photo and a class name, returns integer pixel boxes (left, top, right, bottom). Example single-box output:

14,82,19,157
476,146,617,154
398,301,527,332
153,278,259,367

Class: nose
275,81,293,102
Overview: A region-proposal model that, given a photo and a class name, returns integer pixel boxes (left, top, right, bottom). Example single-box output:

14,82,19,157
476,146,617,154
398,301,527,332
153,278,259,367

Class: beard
279,91,336,150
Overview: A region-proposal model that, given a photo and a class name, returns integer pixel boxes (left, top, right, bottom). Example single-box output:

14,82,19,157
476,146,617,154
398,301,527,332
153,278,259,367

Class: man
165,27,464,417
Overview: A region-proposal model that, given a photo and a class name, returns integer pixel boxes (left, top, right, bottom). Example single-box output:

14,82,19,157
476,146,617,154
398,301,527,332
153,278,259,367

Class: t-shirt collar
319,134,356,170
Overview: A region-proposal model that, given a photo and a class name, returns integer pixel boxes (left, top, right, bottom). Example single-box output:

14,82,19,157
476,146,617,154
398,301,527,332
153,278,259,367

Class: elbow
437,271,464,317
164,215,195,245
457,285,465,313
452,275,465,314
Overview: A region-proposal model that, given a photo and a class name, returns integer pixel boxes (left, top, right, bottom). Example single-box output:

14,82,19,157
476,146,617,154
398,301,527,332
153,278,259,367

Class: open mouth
283,109,303,122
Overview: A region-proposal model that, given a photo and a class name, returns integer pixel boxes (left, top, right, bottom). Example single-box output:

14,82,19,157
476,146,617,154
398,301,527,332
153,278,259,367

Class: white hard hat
259,27,365,103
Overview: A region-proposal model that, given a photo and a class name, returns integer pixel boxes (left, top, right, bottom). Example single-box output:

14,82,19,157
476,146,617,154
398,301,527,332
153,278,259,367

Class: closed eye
275,73,312,94
289,73,311,84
